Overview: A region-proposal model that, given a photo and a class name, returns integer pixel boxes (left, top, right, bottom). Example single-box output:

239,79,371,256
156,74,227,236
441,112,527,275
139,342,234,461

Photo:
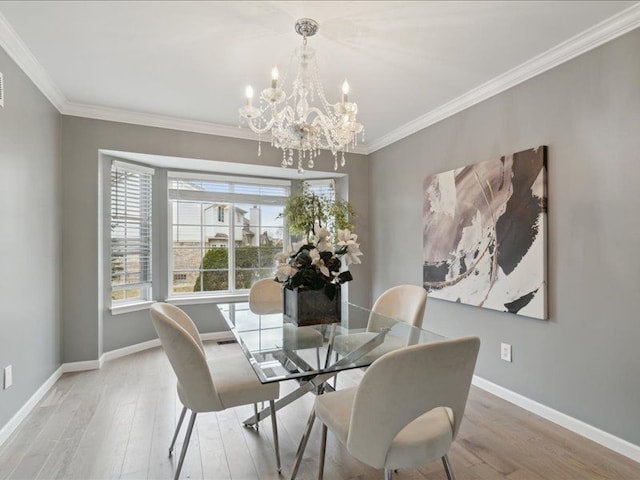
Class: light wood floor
1,342,639,480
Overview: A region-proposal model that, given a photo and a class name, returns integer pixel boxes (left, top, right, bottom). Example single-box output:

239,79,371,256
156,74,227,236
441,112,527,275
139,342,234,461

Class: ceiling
1,1,639,153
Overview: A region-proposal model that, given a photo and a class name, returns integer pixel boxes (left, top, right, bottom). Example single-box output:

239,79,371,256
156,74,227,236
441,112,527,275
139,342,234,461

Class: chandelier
238,18,364,173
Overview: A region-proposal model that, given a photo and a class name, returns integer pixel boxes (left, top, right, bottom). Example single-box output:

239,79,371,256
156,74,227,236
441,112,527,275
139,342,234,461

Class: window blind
305,179,335,202
168,173,290,205
110,161,153,304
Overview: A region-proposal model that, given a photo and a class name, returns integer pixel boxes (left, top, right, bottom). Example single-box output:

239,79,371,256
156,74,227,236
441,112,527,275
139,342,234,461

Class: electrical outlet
4,365,12,389
500,343,512,362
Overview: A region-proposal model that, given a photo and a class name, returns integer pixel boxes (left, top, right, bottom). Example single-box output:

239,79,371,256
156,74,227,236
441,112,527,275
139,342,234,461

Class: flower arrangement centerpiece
276,224,362,300
275,183,362,325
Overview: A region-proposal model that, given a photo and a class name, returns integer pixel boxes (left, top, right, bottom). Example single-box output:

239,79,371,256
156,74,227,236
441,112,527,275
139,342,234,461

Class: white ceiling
1,1,639,152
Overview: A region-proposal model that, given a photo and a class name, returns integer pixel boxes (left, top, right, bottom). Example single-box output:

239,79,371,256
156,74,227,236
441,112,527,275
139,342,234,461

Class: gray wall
369,29,640,445
60,116,370,358
0,49,61,428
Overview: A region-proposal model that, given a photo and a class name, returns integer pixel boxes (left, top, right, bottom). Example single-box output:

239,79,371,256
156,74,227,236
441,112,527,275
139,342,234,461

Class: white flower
314,222,330,239
337,229,363,265
337,229,358,245
292,240,305,252
344,243,363,265
309,248,321,265
316,237,334,253
276,264,297,282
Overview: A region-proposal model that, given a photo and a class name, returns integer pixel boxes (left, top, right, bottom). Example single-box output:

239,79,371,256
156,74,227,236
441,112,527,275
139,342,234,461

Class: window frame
167,172,290,300
108,160,154,309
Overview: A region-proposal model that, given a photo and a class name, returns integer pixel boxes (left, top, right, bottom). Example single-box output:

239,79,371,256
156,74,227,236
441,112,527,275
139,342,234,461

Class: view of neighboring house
169,178,286,294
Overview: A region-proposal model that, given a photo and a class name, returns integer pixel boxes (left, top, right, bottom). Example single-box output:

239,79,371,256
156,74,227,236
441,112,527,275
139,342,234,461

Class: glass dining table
219,301,445,425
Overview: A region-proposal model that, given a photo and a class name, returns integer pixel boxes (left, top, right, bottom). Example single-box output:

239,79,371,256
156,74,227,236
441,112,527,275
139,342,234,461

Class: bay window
109,160,153,305
168,173,289,297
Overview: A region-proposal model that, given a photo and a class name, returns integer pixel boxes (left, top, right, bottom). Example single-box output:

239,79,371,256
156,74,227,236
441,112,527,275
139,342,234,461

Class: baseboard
472,375,640,464
0,331,235,448
60,359,102,373
99,331,234,363
201,331,235,342
0,366,63,448
100,338,162,363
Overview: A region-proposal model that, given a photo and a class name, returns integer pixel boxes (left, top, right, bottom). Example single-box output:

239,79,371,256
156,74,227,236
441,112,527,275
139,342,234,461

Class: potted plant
275,183,362,325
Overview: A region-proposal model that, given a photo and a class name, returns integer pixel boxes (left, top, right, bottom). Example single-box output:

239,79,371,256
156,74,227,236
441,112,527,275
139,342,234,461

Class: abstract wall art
422,146,547,319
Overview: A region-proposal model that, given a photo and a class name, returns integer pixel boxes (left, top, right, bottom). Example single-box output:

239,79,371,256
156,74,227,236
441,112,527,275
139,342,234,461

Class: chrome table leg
269,400,281,473
290,409,316,480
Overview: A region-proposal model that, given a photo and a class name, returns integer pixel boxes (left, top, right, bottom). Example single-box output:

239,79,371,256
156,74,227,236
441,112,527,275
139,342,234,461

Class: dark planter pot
283,286,341,326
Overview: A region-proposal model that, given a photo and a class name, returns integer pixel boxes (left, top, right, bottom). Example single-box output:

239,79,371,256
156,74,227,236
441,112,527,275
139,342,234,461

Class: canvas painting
422,146,547,319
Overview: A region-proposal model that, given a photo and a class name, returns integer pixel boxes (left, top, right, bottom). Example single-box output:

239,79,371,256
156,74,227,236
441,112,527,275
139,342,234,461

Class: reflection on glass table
219,302,445,428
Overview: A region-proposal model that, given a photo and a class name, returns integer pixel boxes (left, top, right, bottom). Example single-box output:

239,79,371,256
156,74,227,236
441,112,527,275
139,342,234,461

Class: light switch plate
501,343,512,362
4,365,12,389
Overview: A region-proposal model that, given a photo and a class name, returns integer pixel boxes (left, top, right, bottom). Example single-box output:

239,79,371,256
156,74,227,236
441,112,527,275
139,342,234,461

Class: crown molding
62,101,264,141
366,3,640,154
0,11,65,109
61,101,370,155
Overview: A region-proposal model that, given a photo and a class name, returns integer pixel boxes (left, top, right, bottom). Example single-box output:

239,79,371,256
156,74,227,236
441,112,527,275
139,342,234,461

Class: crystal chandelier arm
311,116,356,152
308,108,345,131
310,118,343,152
244,116,276,135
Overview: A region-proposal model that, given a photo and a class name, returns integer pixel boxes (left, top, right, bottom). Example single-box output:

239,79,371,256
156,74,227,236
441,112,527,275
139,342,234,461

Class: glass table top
219,302,445,384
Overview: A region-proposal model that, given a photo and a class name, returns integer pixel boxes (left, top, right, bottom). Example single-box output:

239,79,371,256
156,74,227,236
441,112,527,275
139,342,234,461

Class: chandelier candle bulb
245,85,254,106
271,66,279,89
342,80,350,103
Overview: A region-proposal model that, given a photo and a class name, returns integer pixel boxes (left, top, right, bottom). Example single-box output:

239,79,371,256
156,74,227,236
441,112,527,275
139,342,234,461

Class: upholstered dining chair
150,302,281,480
313,336,480,480
369,284,428,328
333,284,428,363
249,279,324,365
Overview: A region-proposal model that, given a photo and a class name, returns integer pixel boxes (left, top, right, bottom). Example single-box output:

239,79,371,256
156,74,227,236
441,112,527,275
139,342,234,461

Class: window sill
109,300,155,315
165,294,249,306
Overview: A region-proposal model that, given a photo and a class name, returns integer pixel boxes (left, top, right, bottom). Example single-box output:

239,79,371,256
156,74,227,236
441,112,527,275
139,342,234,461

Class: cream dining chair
333,284,428,363
249,279,324,365
369,284,428,328
150,302,281,480
312,336,480,480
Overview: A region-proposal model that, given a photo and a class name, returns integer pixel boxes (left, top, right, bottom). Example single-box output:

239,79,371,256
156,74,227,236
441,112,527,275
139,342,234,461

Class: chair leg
174,411,197,480
316,347,321,370
269,400,281,473
254,403,259,431
290,408,316,480
384,469,392,480
169,406,187,456
442,454,455,480
318,423,327,480
332,352,339,388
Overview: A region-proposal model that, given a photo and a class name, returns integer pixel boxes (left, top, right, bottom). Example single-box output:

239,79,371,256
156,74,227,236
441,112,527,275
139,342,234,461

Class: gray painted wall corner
0,48,62,429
